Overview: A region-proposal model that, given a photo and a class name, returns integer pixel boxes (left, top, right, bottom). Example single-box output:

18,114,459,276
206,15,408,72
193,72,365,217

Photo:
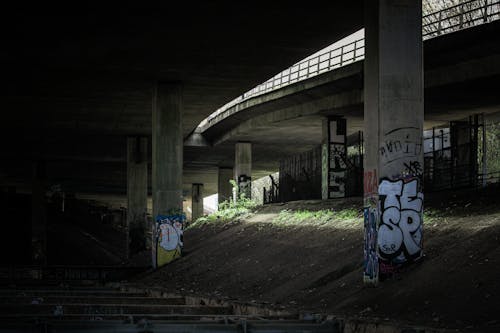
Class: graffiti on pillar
363,207,379,284
329,144,346,170
329,172,345,198
403,160,423,177
238,174,252,199
377,178,423,274
363,169,378,198
153,214,185,268
328,143,346,198
379,127,422,165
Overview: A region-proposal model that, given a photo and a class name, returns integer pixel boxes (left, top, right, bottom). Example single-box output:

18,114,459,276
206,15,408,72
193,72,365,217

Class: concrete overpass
1,0,499,282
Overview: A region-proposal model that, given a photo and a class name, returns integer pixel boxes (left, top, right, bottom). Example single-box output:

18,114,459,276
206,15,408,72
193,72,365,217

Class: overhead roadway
1,2,500,200
0,2,363,198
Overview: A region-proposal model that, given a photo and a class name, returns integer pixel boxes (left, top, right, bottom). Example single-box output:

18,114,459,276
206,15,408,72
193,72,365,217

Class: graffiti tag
363,169,378,196
379,127,422,165
363,207,379,284
378,178,423,260
403,160,422,177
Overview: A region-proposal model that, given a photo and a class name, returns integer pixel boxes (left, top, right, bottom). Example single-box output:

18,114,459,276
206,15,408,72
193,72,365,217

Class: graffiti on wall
329,143,346,198
379,127,422,165
363,169,378,197
329,144,347,170
153,214,185,268
238,174,252,199
403,160,423,177
377,178,423,273
363,207,379,284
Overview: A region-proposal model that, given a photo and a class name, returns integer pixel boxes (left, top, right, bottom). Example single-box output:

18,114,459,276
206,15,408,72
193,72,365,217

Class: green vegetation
188,180,257,229
423,207,445,224
479,122,500,177
272,207,361,228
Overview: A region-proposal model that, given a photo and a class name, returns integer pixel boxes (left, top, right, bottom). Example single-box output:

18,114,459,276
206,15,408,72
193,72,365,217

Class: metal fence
205,0,500,126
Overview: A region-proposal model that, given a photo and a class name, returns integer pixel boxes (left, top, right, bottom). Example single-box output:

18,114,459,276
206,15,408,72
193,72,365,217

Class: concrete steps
0,285,344,332
0,320,342,333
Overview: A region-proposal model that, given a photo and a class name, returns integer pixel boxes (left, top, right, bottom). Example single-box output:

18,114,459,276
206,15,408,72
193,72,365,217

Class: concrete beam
234,142,252,199
363,0,424,285
218,167,233,205
127,137,148,258
191,183,204,222
152,82,184,218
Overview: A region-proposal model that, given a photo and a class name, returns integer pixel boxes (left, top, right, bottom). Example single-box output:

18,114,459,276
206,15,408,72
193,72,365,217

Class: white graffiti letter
378,179,423,259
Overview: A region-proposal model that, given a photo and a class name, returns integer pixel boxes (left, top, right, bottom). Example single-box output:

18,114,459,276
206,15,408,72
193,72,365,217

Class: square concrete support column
321,117,347,199
363,0,424,285
127,137,148,258
32,161,47,266
234,142,252,200
218,167,233,205
152,82,184,268
191,183,204,222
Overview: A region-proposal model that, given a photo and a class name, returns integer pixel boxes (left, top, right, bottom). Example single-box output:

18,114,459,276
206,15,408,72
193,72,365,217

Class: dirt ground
138,186,500,332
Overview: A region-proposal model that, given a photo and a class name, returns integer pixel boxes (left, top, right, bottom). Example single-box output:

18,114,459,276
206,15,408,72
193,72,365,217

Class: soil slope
138,187,500,332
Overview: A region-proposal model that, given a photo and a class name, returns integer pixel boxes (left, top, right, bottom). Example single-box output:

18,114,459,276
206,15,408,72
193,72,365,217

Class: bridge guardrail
203,0,500,128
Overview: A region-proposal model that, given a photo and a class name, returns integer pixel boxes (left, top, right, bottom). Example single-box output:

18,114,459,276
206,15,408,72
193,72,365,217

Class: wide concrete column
218,167,233,205
234,142,252,200
152,82,184,268
127,137,148,258
363,0,424,285
31,161,47,266
321,117,347,200
191,183,204,221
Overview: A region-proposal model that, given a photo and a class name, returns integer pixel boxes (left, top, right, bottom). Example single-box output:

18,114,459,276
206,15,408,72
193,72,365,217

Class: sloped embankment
139,189,500,332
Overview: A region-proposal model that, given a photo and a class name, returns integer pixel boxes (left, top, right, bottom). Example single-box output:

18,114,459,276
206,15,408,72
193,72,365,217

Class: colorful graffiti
378,178,423,272
363,169,378,197
363,207,379,284
153,214,185,268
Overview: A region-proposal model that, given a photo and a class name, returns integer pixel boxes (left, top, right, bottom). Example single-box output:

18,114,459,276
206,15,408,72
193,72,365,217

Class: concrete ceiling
0,2,365,197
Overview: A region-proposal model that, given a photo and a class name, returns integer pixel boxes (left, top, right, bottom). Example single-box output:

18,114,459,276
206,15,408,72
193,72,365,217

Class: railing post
438,11,442,35
306,59,310,78
353,40,357,61
339,46,344,66
484,0,489,23
459,3,464,29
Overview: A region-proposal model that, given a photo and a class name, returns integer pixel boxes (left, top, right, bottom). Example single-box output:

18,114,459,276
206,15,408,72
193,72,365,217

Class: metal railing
203,0,500,127
422,0,500,38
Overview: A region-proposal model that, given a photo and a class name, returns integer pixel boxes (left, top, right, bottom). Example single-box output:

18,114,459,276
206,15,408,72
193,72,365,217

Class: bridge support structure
127,136,148,258
191,183,204,222
218,167,233,206
152,82,184,268
322,117,347,200
363,0,424,284
234,142,252,200
31,161,47,266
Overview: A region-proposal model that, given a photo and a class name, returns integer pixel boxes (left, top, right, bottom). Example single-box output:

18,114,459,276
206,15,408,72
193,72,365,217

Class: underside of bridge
2,1,500,331
0,0,499,257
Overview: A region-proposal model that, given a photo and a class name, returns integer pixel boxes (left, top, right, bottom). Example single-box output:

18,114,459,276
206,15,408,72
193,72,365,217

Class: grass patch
272,207,361,228
423,207,445,224
188,196,257,229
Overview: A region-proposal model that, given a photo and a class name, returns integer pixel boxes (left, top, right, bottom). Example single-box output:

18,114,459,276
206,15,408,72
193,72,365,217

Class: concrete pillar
363,0,424,285
127,136,148,258
234,142,252,200
152,82,184,268
32,161,47,266
218,167,233,206
321,117,347,199
191,183,204,221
